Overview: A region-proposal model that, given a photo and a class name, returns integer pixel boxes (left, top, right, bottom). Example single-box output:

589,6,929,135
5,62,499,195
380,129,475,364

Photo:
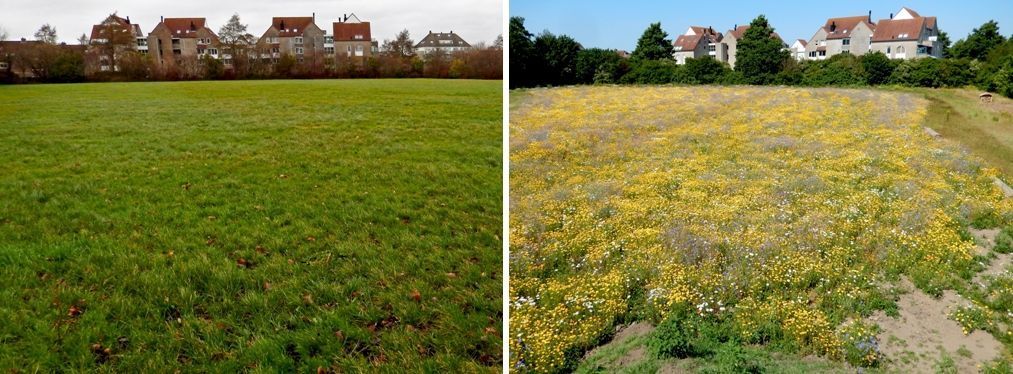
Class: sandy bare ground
582,322,654,369
870,277,1003,373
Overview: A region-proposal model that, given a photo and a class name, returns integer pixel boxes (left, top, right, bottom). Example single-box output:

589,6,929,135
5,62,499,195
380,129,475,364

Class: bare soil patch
870,278,1002,373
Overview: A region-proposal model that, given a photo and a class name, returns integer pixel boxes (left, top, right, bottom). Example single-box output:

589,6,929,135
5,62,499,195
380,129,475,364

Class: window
809,51,817,57
818,50,826,57
295,47,304,54
842,38,850,45
197,47,205,55
208,48,218,56
0,62,8,69
887,47,891,53
136,38,147,46
354,34,364,40
198,38,211,44
325,46,334,54
295,37,303,44
324,36,333,44
271,47,279,53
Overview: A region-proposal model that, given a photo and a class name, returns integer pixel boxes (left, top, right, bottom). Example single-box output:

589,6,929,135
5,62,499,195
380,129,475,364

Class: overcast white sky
0,0,503,46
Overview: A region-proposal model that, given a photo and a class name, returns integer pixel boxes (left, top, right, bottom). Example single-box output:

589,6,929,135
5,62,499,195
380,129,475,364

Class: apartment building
801,7,941,61
789,39,808,60
415,31,471,54
804,14,876,60
869,7,942,59
722,25,785,69
259,15,325,62
87,13,144,72
147,17,221,69
331,13,373,59
672,26,723,64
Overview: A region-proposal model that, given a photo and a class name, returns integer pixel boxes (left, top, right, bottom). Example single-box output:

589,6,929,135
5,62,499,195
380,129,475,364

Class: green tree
630,22,673,61
509,17,535,88
533,32,582,86
734,15,789,84
201,54,224,79
951,20,1006,60
860,51,895,85
48,51,85,82
575,48,621,84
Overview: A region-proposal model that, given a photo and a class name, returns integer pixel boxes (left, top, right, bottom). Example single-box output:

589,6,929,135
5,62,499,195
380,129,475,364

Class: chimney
734,24,737,30
868,10,871,22
830,21,836,32
312,12,315,22
161,16,164,23
890,13,893,19
126,16,130,24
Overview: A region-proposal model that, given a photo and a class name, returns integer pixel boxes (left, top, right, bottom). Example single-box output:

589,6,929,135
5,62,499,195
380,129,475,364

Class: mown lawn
0,79,502,372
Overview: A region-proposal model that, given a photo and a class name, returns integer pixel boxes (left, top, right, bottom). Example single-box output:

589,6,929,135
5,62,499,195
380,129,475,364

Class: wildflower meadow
509,86,1012,371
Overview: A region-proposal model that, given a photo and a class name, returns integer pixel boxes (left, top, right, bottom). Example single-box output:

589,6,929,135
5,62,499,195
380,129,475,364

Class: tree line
0,15,502,83
510,16,1013,98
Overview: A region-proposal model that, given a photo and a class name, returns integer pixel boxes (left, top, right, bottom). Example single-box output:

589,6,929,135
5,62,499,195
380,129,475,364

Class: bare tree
77,33,88,45
218,13,254,77
493,34,503,50
381,29,415,58
34,24,57,44
93,14,137,73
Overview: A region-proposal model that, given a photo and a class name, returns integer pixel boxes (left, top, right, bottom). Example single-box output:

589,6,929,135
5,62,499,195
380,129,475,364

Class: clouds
0,0,503,46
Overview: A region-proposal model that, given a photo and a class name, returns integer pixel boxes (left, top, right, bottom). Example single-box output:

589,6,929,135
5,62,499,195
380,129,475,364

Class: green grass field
0,79,502,372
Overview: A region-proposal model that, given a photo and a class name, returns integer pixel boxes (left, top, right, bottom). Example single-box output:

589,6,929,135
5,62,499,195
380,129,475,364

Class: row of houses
2,12,474,76
669,7,942,69
92,12,473,72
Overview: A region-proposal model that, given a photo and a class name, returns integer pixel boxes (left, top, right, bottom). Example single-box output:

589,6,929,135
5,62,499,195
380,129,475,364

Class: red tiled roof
160,18,211,38
333,22,371,42
796,39,808,47
673,26,720,51
871,16,935,42
726,25,783,43
90,14,142,40
822,16,875,40
272,17,316,37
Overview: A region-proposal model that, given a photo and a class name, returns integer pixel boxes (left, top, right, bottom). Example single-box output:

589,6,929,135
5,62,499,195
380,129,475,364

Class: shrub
700,343,766,374
995,226,1013,253
683,57,730,84
860,51,896,85
648,309,734,359
802,54,866,86
621,59,682,84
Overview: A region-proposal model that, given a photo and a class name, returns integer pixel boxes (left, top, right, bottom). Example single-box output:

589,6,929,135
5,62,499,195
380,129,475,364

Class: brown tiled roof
871,16,935,42
726,25,783,43
822,16,875,39
674,26,720,51
414,31,470,48
90,14,142,40
796,39,808,47
333,21,371,41
160,18,211,38
272,17,316,37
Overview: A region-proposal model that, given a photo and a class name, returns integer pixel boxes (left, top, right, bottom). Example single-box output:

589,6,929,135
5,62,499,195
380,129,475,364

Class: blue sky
511,0,1012,50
